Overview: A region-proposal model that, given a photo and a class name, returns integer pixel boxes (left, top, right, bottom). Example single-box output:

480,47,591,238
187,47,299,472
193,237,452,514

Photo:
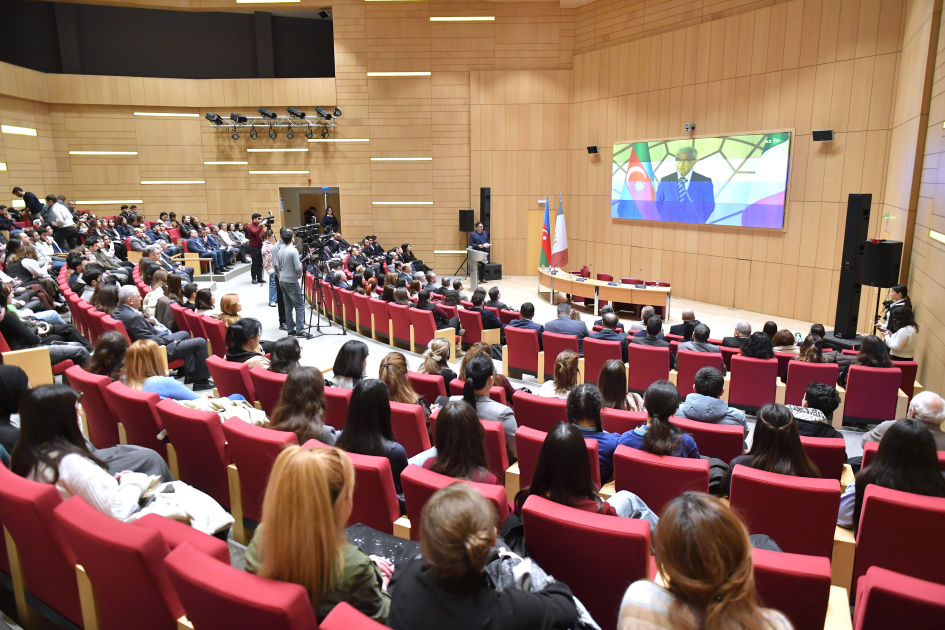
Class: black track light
287,107,306,119
258,107,277,120
232,131,239,140
250,126,258,140
230,113,247,124
305,127,314,140
269,129,277,140
321,128,329,139
286,131,294,139
205,112,223,125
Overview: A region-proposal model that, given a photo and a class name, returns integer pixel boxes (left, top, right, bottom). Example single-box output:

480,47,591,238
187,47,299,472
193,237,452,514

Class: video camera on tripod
292,224,334,264
260,211,276,227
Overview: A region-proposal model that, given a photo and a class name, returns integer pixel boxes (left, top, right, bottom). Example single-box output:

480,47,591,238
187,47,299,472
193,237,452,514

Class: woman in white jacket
884,307,918,361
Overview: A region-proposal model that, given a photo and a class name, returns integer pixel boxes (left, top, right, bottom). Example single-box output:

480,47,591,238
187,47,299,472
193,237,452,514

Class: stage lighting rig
333,108,342,118
315,106,332,120
286,130,294,139
230,113,248,124
258,107,277,119
250,126,258,140
305,127,314,139
206,112,223,125
207,106,339,139
287,107,307,119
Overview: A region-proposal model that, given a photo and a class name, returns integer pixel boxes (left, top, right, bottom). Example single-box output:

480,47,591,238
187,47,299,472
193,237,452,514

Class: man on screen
656,147,715,224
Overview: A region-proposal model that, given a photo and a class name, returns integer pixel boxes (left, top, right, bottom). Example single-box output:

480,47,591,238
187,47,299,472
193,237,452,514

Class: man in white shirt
46,195,80,250
34,227,67,275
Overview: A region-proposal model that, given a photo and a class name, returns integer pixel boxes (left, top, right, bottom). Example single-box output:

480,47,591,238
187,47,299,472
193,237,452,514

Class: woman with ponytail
245,447,392,622
448,353,518,457
618,492,791,630
618,380,700,459
417,337,457,392
387,483,578,630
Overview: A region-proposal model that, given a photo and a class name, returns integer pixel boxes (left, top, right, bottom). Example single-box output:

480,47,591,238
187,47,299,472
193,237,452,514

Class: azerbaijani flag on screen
540,194,552,267
611,142,658,220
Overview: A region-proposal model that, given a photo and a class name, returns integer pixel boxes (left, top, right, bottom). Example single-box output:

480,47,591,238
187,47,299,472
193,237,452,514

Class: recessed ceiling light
204,161,249,165
69,151,138,156
248,170,310,175
133,112,199,117
372,201,434,205
246,148,309,152
430,17,495,21
1,125,37,136
371,157,433,161
140,180,205,185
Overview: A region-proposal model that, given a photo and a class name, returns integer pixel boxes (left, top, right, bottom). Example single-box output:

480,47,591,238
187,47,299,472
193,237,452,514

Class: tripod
300,251,346,338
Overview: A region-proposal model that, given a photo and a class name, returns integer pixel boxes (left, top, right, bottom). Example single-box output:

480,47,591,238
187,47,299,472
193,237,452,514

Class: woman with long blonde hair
618,492,791,630
379,352,431,421
418,337,457,392
538,349,580,399
214,293,242,327
245,446,391,622
125,339,244,402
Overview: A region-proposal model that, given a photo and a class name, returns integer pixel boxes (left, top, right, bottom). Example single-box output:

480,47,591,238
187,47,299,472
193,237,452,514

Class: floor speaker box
482,263,502,281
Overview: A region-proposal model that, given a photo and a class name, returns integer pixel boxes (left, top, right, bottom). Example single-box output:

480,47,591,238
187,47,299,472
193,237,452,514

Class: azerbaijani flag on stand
540,194,552,267
551,193,569,268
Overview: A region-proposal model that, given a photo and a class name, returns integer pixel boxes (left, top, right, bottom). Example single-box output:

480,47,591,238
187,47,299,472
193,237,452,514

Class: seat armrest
831,526,855,594
133,514,230,563
393,516,411,540
505,462,520,500
481,327,501,346
824,585,853,630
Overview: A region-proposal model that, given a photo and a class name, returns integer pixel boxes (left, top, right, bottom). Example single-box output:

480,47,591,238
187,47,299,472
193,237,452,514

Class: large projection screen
611,132,791,229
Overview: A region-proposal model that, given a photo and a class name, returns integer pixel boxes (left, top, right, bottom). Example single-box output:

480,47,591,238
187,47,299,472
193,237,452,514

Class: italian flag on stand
551,193,569,268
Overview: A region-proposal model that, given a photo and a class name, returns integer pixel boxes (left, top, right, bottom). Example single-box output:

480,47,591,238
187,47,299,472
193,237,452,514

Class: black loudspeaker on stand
833,194,871,339
459,209,474,232
480,187,491,231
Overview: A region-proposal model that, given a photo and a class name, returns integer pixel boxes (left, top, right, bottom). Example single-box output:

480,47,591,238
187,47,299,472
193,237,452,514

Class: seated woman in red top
514,422,616,516
422,401,499,485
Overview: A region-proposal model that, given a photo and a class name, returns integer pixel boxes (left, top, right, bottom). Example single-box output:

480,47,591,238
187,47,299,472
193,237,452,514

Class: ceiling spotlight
230,113,247,124
232,131,239,140
258,107,277,120
333,108,342,118
286,130,294,139
321,128,329,139
269,129,277,140
315,107,332,120
205,112,223,125
318,9,330,19
250,126,258,140
287,107,306,119
305,127,314,140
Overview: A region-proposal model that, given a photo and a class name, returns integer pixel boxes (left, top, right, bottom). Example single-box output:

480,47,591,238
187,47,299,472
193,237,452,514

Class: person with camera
248,213,267,285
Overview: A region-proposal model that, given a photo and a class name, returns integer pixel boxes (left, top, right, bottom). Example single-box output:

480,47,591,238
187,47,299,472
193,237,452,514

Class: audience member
418,337,457,392
415,290,461,334
619,381,699,459
269,367,340,446
538,349,580,399
721,321,752,348
484,286,513,312
740,331,775,360
630,316,672,368
786,382,845,442
141,270,167,319
125,339,237,401
331,340,369,389
567,383,620,481
593,305,621,330
93,283,120,315
86,331,128,382
468,292,505,343
393,287,412,306
379,352,431,420
335,380,408,493
0,366,29,452
589,312,629,362
225,318,270,369
450,353,517,455
244,447,391,622
451,278,468,301
722,403,820,496
457,342,516,403
669,308,700,341
762,321,778,339
883,306,918,360
507,302,544,349
0,285,91,368
771,329,798,354
386,483,577,630
675,367,747,433
678,324,722,360
269,336,302,374
544,302,589,355
838,334,892,387
433,276,451,296
194,288,216,315
214,293,243,327
630,305,655,332
618,493,792,630
182,282,198,311
598,359,646,412
862,391,945,450
423,401,498,485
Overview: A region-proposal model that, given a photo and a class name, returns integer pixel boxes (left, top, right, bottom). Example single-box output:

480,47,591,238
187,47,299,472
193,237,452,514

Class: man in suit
722,321,752,349
148,244,194,283
422,271,438,292
468,221,490,281
451,278,469,302
593,305,624,332
630,305,655,332
544,302,590,355
670,308,701,341
484,286,515,312
589,311,629,362
209,225,243,263
187,228,230,272
632,316,671,349
128,227,153,252
148,222,181,256
140,248,162,285
433,276,451,296
113,285,213,389
656,146,715,224
469,291,505,344
331,270,351,290
679,323,721,354
508,302,544,350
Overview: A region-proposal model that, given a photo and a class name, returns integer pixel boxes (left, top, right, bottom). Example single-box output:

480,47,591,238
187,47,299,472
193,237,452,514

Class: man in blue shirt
508,302,545,350
468,221,490,280
187,228,230,272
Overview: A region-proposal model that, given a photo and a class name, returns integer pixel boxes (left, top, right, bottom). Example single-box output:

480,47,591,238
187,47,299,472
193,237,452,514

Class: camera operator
246,213,266,284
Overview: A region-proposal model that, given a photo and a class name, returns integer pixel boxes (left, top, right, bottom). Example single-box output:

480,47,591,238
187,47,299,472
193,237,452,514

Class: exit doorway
279,186,341,232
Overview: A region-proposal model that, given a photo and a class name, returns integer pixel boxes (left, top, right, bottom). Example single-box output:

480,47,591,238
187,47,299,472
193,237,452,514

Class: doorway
279,186,341,232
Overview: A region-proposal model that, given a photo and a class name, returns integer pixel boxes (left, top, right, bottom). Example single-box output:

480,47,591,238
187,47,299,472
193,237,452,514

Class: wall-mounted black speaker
459,209,474,232
480,187,491,231
812,129,834,142
833,194,872,338
587,146,598,154
861,240,903,288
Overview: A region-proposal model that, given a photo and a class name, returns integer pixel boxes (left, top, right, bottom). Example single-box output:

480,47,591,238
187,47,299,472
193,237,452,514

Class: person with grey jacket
674,367,747,434
861,391,945,450
274,228,312,339
448,354,518,457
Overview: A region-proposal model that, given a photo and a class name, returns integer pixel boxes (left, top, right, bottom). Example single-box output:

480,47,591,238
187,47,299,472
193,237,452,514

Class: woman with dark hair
269,367,340,446
597,359,645,412
321,206,339,234
423,401,498,485
393,287,411,306
86,331,129,382
194,288,216,315
269,336,302,374
795,334,825,364
415,290,460,333
116,216,133,238
771,329,798,354
164,273,184,305
762,321,778,339
331,340,369,389
93,283,120,315
619,381,700,459
618,493,791,630
514,422,615,516
839,419,945,535
838,334,893,387
225,318,270,369
458,342,515,403
11,386,148,520
883,306,918,360
0,365,29,453
381,284,396,303
722,403,820,496
880,284,911,328
350,273,365,295
567,383,621,481
448,353,518,457
400,243,428,273
740,331,775,360
442,290,461,308
335,380,408,493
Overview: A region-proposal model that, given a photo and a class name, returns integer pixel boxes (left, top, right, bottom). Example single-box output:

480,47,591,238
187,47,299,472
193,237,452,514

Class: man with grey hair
422,271,437,292
862,391,945,450
655,145,716,224
543,301,589,355
679,323,722,355
670,308,701,341
112,285,214,389
630,305,656,332
722,321,752,349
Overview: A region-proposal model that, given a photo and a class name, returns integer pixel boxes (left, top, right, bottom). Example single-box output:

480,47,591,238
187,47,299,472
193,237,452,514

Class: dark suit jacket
433,286,450,296
669,320,700,341
722,336,749,349
508,318,544,350
589,328,629,362
140,259,160,285
631,334,674,367
113,304,163,344
632,329,665,340
468,307,504,333
544,316,590,355
485,300,511,312
422,283,437,292
656,171,715,224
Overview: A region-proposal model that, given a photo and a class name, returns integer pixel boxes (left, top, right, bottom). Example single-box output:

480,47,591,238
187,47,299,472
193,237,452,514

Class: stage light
0,163,6,171
250,127,258,140
232,131,240,140
286,130,294,139
305,127,314,139
258,108,277,119
321,128,330,139
333,108,342,118
269,129,277,139
315,107,332,120
287,107,306,119
206,113,224,125
230,113,248,123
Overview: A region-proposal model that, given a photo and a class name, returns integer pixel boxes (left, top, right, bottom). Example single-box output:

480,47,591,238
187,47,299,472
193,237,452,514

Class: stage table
537,268,671,317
